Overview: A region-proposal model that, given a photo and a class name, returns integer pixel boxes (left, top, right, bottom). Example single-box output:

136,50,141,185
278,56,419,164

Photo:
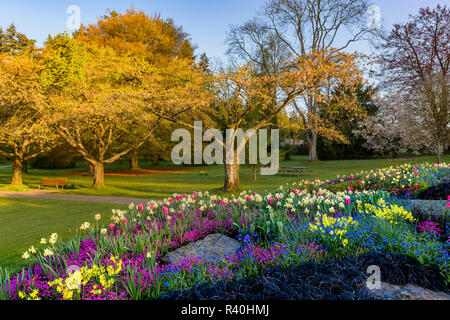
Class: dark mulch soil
418,182,450,200
161,252,449,300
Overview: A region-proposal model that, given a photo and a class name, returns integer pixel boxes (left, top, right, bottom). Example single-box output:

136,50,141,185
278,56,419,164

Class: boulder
161,233,241,264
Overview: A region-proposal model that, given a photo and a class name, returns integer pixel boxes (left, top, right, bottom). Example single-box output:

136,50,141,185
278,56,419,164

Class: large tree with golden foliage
41,34,209,188
0,53,57,186
74,8,198,169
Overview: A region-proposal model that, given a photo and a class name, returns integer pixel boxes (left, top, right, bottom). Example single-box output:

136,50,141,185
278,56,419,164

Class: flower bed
1,162,449,300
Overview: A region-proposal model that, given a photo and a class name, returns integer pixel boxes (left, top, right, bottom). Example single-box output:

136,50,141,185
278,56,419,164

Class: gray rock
161,233,241,265
370,282,450,300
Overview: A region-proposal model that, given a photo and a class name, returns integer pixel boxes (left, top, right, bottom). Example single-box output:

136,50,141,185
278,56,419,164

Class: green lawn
0,154,448,271
0,155,448,199
0,198,126,271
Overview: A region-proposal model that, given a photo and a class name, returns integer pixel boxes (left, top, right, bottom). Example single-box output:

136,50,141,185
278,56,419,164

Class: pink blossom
137,204,144,211
163,207,169,214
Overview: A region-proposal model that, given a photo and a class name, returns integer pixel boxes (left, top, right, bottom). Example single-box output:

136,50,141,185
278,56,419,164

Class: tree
0,24,36,54
41,35,208,188
210,49,362,191
74,8,194,63
356,93,434,156
379,5,449,162
0,53,56,186
229,0,372,161
316,83,378,160
74,8,197,169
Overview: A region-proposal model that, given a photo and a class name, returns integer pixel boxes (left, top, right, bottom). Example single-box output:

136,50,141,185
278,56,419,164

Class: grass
0,198,126,271
0,154,448,199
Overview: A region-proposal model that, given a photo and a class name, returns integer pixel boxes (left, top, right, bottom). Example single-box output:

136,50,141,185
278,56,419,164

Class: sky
0,0,447,60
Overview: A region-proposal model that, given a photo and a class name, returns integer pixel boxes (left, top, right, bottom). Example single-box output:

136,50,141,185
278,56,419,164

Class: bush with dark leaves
418,182,450,200
161,253,449,300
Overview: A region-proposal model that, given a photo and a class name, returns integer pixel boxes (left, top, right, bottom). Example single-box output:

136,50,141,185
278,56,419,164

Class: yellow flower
43,248,53,257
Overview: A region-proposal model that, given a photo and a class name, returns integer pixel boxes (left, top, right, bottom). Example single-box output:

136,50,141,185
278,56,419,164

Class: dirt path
0,190,150,205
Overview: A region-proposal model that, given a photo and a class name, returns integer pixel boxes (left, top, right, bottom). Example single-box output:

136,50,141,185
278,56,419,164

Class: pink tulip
345,198,351,204
137,204,144,211
269,198,273,205
109,224,115,230
163,207,169,214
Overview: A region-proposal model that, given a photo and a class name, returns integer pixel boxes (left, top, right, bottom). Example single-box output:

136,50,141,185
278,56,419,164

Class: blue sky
0,0,447,60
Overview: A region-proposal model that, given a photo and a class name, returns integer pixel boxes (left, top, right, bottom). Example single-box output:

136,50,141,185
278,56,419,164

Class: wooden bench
277,166,310,176
38,178,68,190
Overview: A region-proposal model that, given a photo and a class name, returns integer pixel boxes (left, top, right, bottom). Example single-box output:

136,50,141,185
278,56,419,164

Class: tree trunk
11,157,23,186
88,162,95,177
223,149,241,191
307,130,319,162
129,150,140,169
92,162,105,189
223,162,240,191
252,164,257,181
151,152,159,166
22,160,28,173
436,139,441,163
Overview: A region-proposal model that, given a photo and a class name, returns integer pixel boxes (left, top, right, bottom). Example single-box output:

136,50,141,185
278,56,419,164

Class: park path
0,190,150,205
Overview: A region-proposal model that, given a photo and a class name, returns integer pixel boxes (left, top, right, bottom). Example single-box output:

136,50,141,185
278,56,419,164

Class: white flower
100,228,107,235
80,222,91,230
43,248,53,257
95,214,101,221
40,238,47,245
22,252,30,259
